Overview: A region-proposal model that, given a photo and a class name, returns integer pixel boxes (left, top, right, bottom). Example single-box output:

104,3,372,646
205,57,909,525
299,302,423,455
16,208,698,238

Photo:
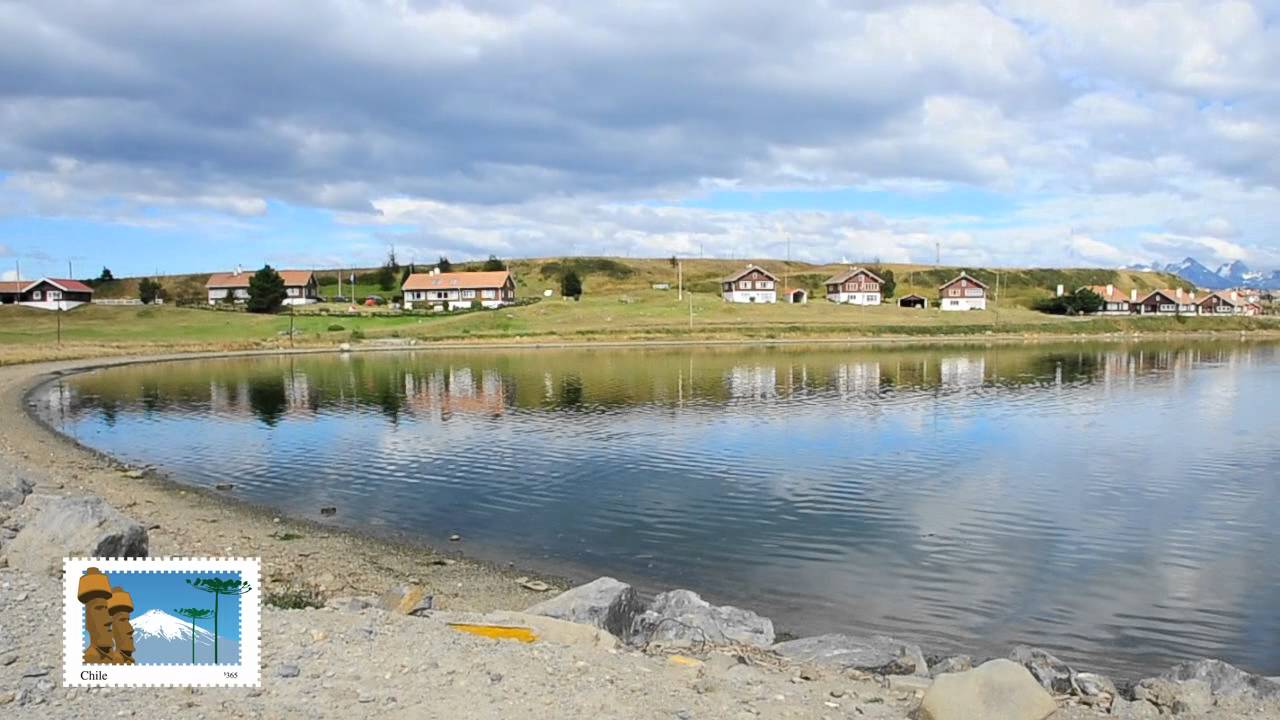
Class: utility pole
57,308,62,346
289,306,295,349
935,242,940,266
677,259,683,301
688,290,693,330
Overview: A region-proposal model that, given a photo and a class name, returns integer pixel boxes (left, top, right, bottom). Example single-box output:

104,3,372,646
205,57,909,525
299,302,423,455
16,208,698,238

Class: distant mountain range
130,608,240,664
1127,257,1280,290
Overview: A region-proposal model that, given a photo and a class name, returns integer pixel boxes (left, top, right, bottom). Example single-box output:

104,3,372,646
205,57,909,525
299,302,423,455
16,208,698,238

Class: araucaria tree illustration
173,607,213,663
186,577,252,664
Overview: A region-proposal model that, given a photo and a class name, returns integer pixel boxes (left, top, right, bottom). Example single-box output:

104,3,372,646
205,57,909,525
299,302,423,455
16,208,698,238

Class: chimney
234,264,242,277
1106,284,1114,297
1175,288,1183,299
1231,291,1239,302
1130,289,1138,302
1056,284,1064,297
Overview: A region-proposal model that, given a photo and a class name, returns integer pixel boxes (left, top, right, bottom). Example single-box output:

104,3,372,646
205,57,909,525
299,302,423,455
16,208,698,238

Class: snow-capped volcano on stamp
63,557,260,687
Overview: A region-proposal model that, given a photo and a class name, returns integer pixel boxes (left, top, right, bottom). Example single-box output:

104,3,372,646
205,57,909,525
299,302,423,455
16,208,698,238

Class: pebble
449,534,462,542
22,665,49,677
1,654,17,666
357,691,375,703
276,664,301,678
0,691,13,705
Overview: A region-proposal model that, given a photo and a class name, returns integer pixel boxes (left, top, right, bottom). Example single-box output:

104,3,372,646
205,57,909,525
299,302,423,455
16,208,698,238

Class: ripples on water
44,342,1280,678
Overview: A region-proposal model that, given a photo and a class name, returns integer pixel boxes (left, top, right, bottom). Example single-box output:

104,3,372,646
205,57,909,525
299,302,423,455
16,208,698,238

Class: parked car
364,295,385,307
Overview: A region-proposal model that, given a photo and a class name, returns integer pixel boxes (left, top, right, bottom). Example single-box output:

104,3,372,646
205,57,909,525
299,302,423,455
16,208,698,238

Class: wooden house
1134,288,1197,314
9,278,95,311
939,272,987,311
824,267,883,305
720,265,778,303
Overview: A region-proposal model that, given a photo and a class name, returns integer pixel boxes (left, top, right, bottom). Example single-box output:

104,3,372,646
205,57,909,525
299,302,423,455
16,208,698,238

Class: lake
39,341,1280,678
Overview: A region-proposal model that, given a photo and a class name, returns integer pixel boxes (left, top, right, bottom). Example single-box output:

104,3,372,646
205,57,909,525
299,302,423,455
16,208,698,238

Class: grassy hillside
87,257,1194,309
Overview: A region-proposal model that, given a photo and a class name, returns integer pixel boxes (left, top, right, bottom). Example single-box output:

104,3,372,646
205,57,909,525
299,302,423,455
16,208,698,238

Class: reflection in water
45,341,1280,679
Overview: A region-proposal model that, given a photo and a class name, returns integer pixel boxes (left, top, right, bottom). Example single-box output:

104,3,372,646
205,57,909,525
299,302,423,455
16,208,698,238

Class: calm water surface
41,342,1280,678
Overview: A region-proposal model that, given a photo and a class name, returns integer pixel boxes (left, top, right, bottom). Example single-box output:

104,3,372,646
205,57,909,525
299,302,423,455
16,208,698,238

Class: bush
138,277,166,305
350,329,365,341
265,586,325,610
326,324,345,332
539,258,634,280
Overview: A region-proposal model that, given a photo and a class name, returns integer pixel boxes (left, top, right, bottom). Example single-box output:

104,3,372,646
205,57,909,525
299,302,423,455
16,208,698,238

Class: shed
898,294,928,309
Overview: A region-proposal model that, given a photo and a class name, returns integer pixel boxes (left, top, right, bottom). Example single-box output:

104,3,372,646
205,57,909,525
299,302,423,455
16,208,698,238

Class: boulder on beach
380,584,433,616
1161,658,1280,699
630,589,774,649
929,655,974,677
1009,644,1074,694
0,474,32,510
772,634,928,676
2,495,148,575
1133,677,1212,715
917,658,1058,720
525,577,643,641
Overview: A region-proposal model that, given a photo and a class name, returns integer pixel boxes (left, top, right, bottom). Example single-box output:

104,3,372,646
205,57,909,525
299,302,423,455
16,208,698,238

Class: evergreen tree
437,256,453,273
560,270,583,300
97,268,115,283
246,265,286,313
482,255,506,271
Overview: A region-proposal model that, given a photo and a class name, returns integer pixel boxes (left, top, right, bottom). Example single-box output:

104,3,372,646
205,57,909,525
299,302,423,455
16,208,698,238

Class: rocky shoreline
2,355,1280,719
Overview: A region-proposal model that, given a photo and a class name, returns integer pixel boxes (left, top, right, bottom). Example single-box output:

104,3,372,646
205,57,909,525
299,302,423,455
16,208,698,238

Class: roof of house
206,270,314,288
721,265,779,283
824,266,884,285
1137,288,1195,304
0,281,24,294
939,272,988,290
402,271,512,291
1081,285,1131,303
24,278,95,294
899,293,928,300
782,287,807,295
1197,291,1240,306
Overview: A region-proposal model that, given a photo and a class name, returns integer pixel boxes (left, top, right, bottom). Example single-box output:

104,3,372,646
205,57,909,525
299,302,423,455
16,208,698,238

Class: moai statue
108,586,136,665
78,568,115,664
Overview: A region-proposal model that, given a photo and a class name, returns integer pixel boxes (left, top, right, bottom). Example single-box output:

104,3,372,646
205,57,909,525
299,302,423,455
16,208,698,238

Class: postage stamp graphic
63,557,261,687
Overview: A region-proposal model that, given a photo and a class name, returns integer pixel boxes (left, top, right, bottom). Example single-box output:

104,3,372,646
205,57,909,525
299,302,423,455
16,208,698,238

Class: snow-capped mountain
1128,257,1279,290
130,608,240,664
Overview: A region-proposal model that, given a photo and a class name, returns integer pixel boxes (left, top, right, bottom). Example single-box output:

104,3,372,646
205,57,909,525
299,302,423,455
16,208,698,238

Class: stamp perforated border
63,557,261,687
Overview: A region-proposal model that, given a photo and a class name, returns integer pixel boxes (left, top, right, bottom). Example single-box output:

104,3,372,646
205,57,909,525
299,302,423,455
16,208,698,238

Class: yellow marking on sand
447,623,538,643
667,655,704,667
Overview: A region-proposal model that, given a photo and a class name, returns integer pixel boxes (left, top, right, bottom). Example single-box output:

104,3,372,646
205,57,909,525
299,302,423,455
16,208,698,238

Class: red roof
206,270,314,288
34,278,95,294
1082,286,1131,303
0,281,24,294
402,271,512,291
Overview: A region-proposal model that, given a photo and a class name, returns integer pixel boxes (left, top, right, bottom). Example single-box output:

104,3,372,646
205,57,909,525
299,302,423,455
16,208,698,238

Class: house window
462,289,476,299
866,283,879,291
739,281,751,290
965,288,983,297
1159,303,1175,312
481,289,496,299
287,288,300,296
48,290,62,300
948,288,960,297
756,281,773,289
32,291,43,300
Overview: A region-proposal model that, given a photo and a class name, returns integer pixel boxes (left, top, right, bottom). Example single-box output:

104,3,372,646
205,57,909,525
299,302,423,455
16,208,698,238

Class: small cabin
898,294,928,309
783,288,808,304
1134,289,1196,315
721,265,778,304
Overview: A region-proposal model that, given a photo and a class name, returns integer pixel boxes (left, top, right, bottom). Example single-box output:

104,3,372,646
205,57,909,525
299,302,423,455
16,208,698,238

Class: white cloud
1066,235,1136,267
0,1,1278,269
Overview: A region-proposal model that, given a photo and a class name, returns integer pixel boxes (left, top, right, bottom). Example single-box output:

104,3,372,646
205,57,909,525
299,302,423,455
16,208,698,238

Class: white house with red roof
2,278,96,311
205,268,319,305
720,265,779,303
939,272,988,311
402,269,516,310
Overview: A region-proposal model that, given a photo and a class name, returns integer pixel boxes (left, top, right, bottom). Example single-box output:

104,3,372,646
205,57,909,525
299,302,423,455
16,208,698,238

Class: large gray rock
930,655,974,677
0,475,32,510
1109,697,1161,719
1162,658,1280,699
917,659,1058,720
1133,677,1212,714
2,495,148,574
771,634,928,676
525,577,643,641
1009,645,1074,693
630,589,774,649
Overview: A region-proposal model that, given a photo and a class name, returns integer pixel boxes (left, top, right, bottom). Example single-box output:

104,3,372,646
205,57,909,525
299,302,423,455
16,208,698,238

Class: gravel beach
2,353,1279,719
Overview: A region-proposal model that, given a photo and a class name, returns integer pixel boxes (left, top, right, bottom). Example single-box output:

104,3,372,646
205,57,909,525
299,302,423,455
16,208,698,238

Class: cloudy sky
2,0,1278,279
